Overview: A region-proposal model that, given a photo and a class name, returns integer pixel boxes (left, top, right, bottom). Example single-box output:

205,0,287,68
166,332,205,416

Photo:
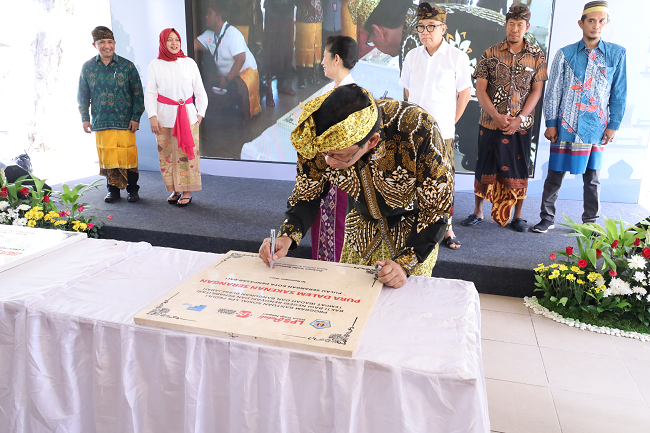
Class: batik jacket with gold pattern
279,100,454,274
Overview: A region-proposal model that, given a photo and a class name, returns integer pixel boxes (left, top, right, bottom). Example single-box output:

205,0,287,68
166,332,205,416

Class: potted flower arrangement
529,215,650,338
0,168,105,238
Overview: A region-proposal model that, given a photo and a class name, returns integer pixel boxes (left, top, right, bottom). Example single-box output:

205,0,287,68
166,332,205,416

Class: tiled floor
480,294,650,433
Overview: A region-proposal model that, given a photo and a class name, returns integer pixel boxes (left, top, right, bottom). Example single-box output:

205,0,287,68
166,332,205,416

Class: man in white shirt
195,0,261,119
399,3,471,249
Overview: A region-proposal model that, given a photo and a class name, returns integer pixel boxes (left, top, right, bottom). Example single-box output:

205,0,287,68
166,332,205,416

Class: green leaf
559,297,568,306
617,301,631,309
550,296,558,303
587,248,597,268
603,254,617,272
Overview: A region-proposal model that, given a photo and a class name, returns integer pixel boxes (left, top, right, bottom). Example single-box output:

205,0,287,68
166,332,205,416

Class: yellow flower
549,264,558,268
54,220,66,226
587,272,601,282
79,223,87,231
565,274,576,281
27,220,36,227
559,264,568,271
551,270,560,278
571,266,580,272
577,279,585,285
549,274,557,280
576,270,585,275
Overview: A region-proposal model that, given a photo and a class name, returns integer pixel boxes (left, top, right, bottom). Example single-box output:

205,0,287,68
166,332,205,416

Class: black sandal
167,192,180,205
443,236,461,249
177,196,193,207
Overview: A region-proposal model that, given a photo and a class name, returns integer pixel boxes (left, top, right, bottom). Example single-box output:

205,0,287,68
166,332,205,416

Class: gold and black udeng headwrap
348,0,380,28
505,4,531,22
290,87,379,160
583,1,608,15
417,3,447,24
92,26,114,42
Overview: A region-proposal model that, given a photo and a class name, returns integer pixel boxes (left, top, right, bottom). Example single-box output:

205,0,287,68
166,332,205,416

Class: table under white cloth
0,238,489,433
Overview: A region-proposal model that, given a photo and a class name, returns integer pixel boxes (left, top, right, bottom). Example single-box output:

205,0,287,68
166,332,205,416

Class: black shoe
532,219,554,233
511,218,529,232
460,214,484,226
105,191,120,203
127,191,139,203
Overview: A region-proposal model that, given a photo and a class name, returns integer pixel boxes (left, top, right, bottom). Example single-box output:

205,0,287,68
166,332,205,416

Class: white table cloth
0,239,489,433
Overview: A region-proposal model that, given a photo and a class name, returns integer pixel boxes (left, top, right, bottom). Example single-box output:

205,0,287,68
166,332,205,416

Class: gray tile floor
481,294,650,433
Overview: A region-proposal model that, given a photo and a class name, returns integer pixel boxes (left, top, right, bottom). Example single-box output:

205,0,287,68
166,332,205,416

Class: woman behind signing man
145,28,208,207
310,35,358,262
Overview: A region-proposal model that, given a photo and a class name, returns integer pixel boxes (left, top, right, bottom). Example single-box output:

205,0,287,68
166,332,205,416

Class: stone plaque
0,225,85,273
134,251,383,357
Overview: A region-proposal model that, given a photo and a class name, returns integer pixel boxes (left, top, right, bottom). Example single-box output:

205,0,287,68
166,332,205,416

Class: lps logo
185,304,207,312
310,320,331,329
236,310,252,318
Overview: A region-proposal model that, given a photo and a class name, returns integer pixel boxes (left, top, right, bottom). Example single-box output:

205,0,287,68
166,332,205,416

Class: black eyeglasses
323,145,363,164
416,23,445,33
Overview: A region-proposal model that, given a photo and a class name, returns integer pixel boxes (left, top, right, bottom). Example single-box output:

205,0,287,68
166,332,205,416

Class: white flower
608,277,632,296
16,204,30,211
6,208,18,219
634,286,648,295
636,294,642,300
0,213,6,223
647,295,650,303
595,276,606,287
0,201,9,210
603,288,612,297
627,255,646,270
634,271,647,283
12,217,27,226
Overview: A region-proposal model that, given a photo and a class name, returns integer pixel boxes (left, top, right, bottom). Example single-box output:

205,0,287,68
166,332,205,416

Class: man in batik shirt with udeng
258,84,454,288
533,1,626,234
78,26,145,203
461,4,547,232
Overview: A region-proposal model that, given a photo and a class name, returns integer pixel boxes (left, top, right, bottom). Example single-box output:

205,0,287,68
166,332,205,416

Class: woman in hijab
145,28,208,207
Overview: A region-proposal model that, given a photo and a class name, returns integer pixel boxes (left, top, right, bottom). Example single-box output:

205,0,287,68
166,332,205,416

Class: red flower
634,238,641,247
108,215,113,220
596,248,602,258
87,223,94,229
59,211,66,217
549,253,557,261
609,269,617,277
611,240,619,249
643,248,650,259
0,191,6,198
65,210,70,216
43,196,50,203
19,187,29,196
78,206,84,212
566,246,574,255
578,259,588,268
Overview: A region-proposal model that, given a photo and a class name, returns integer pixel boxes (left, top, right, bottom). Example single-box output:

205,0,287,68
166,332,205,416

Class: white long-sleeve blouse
144,57,208,128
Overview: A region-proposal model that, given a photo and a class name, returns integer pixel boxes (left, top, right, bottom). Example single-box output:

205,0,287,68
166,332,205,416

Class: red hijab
158,28,187,61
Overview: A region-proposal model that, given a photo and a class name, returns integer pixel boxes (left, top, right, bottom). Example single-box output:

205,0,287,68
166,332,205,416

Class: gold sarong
95,129,138,169
341,1,357,40
236,68,262,119
295,22,322,67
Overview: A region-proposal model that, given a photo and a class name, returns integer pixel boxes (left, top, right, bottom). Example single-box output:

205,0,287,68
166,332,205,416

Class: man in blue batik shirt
533,1,626,233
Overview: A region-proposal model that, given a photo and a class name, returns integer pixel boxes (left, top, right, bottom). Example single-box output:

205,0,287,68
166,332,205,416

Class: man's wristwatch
519,114,527,123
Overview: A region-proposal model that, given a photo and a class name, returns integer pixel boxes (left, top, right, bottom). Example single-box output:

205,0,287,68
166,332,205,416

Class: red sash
156,95,196,160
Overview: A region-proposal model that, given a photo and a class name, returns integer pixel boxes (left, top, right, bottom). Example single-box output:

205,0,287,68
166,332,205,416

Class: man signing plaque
259,84,453,288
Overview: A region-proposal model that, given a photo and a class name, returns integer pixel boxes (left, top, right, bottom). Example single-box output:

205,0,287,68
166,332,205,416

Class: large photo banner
186,0,554,177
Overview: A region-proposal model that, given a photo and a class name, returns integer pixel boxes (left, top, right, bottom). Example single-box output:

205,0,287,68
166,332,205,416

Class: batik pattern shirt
296,0,323,23
78,54,145,131
473,38,547,130
279,100,454,274
544,39,627,174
